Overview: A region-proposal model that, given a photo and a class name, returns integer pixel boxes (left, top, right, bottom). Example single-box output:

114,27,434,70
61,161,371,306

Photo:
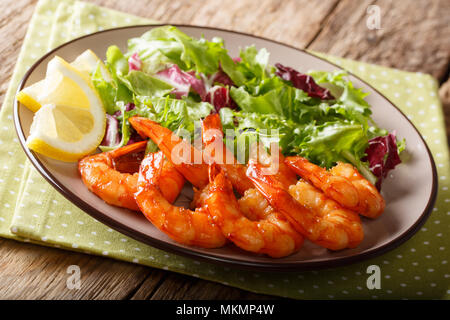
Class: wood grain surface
0,0,449,300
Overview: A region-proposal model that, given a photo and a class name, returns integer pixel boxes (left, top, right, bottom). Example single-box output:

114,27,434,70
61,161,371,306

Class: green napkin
1,0,448,300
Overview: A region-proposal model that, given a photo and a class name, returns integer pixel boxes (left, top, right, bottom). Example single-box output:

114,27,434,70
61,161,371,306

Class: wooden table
0,0,449,299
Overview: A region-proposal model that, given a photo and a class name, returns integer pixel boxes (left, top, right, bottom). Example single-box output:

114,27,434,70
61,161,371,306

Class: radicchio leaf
128,53,142,71
205,85,237,113
275,63,334,100
210,69,234,87
363,132,402,190
156,65,207,99
101,114,120,147
125,102,136,112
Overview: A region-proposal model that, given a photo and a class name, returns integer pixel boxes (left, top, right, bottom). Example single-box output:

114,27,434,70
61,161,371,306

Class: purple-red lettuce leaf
210,69,235,87
155,65,207,99
205,85,237,113
128,52,142,71
101,114,120,148
363,132,402,190
275,63,334,100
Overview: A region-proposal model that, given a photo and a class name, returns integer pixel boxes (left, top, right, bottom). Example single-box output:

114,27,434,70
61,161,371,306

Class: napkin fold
0,0,448,299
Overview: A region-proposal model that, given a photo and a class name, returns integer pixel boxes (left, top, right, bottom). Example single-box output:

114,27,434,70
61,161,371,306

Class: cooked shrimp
202,114,253,194
238,188,274,221
79,142,185,211
247,160,363,250
284,156,359,209
201,114,303,256
78,141,147,211
138,150,186,204
129,117,210,188
134,151,226,248
191,179,303,256
330,162,385,218
131,116,301,255
201,113,297,193
206,168,303,257
288,180,363,248
285,156,385,218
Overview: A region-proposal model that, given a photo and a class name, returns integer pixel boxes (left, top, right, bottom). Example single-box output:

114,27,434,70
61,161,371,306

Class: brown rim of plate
13,24,438,272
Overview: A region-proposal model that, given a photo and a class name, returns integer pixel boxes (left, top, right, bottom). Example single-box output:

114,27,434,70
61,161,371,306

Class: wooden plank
0,238,152,299
0,0,37,107
308,0,450,81
91,0,340,48
139,273,276,300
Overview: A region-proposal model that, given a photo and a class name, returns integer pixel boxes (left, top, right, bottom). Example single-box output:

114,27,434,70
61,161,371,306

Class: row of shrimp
78,113,385,258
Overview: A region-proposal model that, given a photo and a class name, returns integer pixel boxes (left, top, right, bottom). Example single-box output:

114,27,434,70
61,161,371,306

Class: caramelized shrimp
247,160,363,250
330,162,385,218
129,117,209,188
201,115,303,257
131,115,301,255
284,156,359,209
288,180,363,248
201,114,297,193
79,142,185,211
202,114,254,194
238,188,274,221
78,141,147,211
190,177,303,257
139,151,186,204
134,151,226,248
285,156,385,218
206,169,303,257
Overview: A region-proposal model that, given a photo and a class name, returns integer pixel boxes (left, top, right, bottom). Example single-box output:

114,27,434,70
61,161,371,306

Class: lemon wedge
25,56,106,162
71,49,112,81
17,49,110,112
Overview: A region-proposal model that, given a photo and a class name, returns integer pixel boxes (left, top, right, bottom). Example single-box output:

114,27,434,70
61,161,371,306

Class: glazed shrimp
330,162,385,218
139,150,186,204
78,141,147,211
285,156,385,218
201,114,303,256
238,188,274,221
131,116,301,255
247,160,363,250
192,178,303,256
284,156,359,210
202,114,254,194
129,117,210,189
79,142,185,211
134,151,226,248
201,114,297,193
206,168,303,257
288,180,363,248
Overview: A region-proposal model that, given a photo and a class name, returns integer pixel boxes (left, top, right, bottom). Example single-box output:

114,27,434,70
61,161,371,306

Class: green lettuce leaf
91,45,134,115
128,26,226,75
134,96,213,138
121,70,174,97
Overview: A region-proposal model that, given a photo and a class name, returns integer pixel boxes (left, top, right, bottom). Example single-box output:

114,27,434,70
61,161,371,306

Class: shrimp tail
78,141,148,211
108,140,147,158
129,116,209,188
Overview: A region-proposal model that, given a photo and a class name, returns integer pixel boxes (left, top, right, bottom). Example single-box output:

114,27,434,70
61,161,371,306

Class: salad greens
90,25,404,189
